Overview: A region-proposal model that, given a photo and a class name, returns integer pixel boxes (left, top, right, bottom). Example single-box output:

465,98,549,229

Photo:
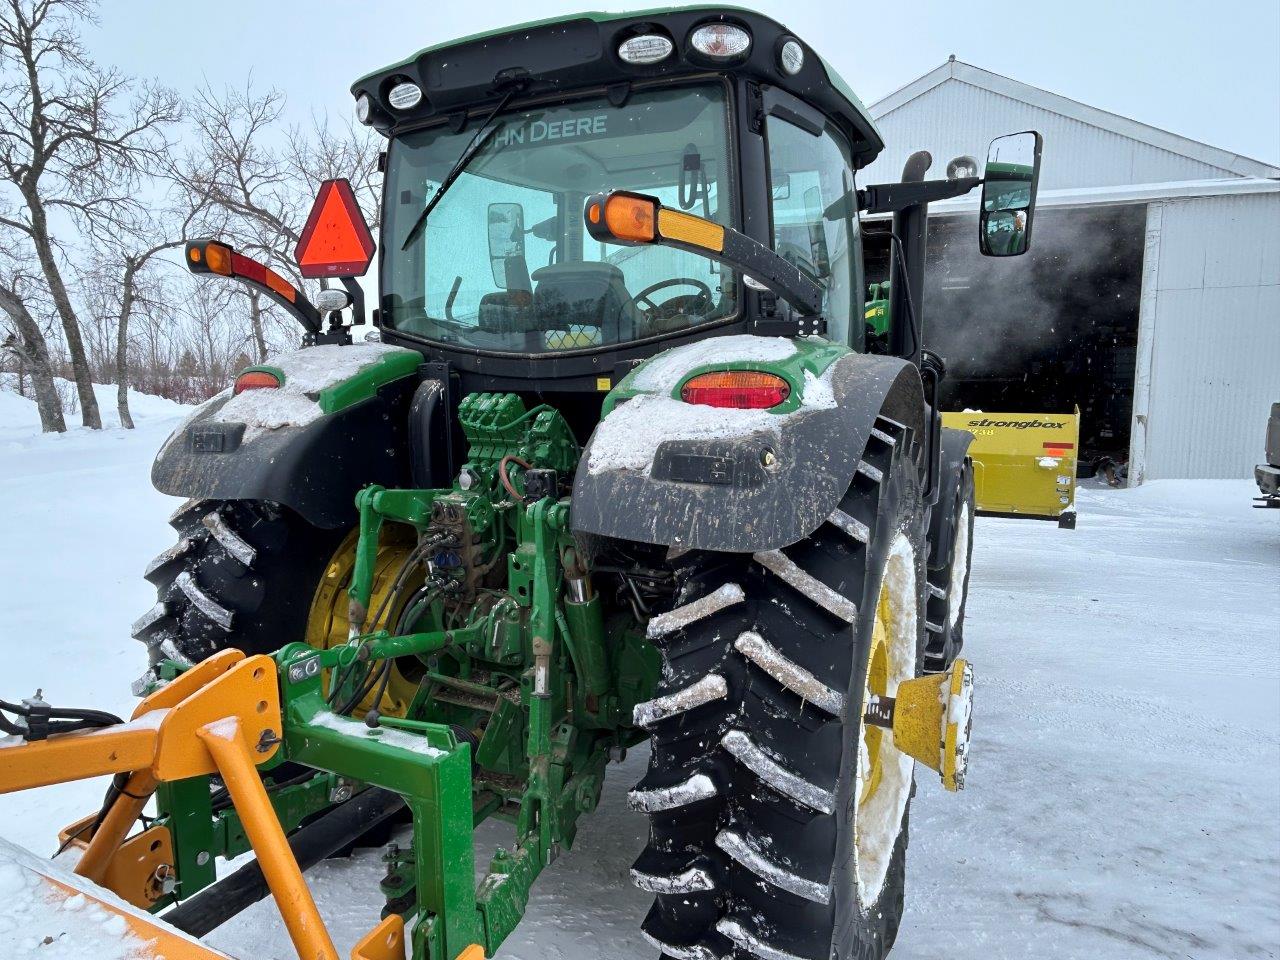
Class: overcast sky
88,0,1279,165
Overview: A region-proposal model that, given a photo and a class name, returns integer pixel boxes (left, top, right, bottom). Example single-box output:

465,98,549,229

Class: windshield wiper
400,86,523,251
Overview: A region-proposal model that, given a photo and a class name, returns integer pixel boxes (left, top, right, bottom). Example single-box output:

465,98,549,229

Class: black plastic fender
151,378,417,529
571,352,925,553
927,426,975,570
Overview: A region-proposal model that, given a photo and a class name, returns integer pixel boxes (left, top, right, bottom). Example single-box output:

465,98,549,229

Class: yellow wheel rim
853,531,919,906
858,588,892,807
305,527,424,718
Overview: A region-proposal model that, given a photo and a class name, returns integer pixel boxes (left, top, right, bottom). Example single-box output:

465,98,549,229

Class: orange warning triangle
294,178,375,278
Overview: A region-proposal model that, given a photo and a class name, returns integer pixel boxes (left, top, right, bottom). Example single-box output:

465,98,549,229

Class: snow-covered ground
0,386,1276,960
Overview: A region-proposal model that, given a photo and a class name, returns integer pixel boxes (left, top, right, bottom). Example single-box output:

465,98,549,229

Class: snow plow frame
0,630,974,960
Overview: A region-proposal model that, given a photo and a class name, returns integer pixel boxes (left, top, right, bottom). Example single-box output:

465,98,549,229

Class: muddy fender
151,344,421,529
572,350,925,552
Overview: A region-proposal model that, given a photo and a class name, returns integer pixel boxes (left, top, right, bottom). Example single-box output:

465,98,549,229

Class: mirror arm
859,177,981,215
585,191,824,317
185,240,322,334
709,227,824,317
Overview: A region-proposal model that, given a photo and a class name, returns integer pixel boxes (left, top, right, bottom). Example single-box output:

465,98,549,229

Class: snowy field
0,387,1276,960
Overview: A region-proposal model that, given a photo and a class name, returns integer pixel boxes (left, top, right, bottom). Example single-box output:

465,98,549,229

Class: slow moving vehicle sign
294,178,375,278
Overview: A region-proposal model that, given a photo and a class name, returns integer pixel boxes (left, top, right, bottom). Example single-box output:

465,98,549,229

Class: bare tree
0,0,181,428
0,264,64,431
287,113,382,231
95,197,206,426
177,82,381,359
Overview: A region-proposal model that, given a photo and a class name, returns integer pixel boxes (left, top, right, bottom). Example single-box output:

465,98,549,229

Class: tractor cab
352,8,888,399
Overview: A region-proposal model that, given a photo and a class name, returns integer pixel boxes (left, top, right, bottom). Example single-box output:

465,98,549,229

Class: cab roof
352,6,885,168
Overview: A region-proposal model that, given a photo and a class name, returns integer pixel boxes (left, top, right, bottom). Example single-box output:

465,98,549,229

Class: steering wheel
626,278,714,322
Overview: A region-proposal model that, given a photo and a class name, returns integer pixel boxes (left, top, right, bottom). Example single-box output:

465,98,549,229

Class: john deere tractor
0,9,1043,960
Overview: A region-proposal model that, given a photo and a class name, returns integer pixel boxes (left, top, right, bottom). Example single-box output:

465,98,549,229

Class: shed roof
864,59,1280,188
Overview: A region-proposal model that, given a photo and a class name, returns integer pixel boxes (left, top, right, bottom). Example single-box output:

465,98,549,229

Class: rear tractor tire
631,417,927,960
131,499,345,688
924,461,975,672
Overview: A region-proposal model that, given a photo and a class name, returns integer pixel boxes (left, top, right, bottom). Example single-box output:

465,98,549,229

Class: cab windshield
382,84,736,354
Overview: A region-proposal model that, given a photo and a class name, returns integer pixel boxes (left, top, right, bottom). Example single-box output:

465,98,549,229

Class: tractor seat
530,262,637,342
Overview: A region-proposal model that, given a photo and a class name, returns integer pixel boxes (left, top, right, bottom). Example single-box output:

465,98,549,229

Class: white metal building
861,59,1280,482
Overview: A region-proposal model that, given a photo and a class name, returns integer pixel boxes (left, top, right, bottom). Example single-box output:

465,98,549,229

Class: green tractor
2,9,1043,960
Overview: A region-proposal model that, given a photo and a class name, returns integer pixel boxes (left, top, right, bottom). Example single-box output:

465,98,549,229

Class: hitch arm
0,650,345,960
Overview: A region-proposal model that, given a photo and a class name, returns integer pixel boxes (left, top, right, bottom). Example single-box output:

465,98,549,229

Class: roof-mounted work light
690,22,751,60
618,33,674,64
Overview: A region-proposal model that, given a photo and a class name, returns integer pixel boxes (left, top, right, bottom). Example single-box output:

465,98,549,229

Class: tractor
0,8,1044,960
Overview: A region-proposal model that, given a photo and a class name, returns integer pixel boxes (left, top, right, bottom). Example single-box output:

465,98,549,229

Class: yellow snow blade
0,836,233,960
942,409,1080,527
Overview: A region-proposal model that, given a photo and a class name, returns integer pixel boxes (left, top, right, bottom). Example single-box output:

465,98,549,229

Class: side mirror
487,202,525,287
979,131,1042,257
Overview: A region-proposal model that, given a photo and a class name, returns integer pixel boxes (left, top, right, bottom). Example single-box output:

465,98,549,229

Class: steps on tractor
426,670,520,713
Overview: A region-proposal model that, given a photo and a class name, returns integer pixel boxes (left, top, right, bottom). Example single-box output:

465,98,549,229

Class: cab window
384,84,737,354
766,114,861,347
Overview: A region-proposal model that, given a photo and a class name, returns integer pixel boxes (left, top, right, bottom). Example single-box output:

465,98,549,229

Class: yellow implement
942,409,1080,528
0,648,488,960
864,658,974,792
0,835,234,960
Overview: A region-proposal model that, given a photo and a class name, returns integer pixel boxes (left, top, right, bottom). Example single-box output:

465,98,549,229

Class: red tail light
234,370,282,395
680,371,791,409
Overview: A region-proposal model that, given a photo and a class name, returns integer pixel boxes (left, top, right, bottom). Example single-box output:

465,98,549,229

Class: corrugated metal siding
1142,192,1280,479
862,80,1238,190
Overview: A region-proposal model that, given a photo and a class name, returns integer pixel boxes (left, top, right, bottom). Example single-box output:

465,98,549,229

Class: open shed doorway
863,203,1146,475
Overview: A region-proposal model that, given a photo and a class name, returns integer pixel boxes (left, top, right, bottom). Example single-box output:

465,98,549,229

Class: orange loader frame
0,648,475,960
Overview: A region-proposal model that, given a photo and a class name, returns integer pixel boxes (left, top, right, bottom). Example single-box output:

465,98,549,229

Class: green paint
157,392,654,958
213,772,342,861
865,281,891,337
154,777,215,909
317,348,421,415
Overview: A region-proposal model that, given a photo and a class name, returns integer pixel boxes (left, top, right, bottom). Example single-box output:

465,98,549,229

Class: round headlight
388,81,423,111
779,39,805,76
618,33,674,65
690,23,751,60
355,93,372,125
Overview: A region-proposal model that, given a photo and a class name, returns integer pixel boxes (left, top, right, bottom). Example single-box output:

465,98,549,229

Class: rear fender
151,344,422,529
927,427,975,571
572,340,925,552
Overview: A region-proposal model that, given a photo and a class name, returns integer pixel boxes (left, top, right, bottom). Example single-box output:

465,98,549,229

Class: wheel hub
305,528,423,718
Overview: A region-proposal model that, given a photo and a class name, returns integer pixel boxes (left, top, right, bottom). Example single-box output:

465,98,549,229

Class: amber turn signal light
604,194,656,242
187,240,234,277
585,192,658,245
